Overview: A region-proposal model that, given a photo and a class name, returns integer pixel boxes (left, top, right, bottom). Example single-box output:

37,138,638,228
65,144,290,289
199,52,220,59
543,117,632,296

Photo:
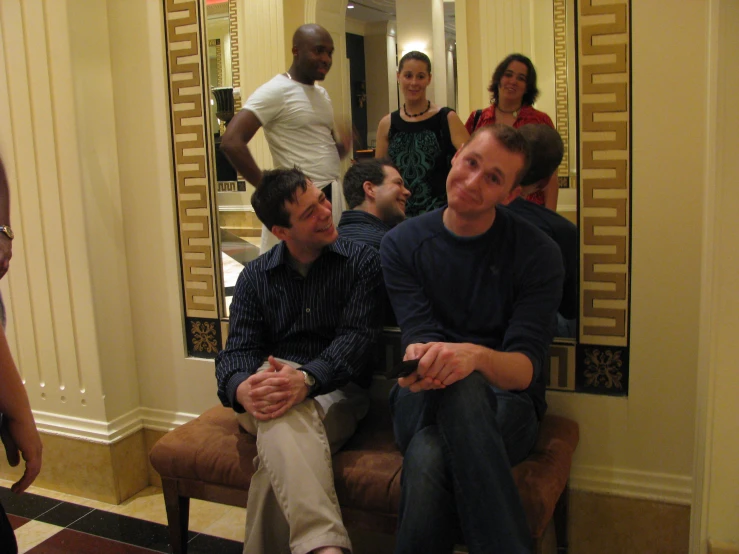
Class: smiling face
372,165,410,226
397,59,432,103
293,28,334,83
277,181,337,258
498,60,529,106
446,131,525,219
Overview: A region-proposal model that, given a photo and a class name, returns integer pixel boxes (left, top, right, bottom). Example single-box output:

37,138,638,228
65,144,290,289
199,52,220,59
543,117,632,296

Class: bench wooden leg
553,482,570,554
162,477,190,554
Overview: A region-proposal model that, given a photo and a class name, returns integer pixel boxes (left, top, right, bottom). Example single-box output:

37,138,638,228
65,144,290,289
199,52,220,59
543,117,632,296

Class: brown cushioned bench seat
150,402,579,553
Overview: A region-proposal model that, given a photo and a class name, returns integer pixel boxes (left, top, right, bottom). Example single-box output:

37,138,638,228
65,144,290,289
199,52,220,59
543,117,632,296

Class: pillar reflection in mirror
396,0,447,106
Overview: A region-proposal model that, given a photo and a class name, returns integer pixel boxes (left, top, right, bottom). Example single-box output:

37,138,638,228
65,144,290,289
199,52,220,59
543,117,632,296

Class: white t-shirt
243,74,340,182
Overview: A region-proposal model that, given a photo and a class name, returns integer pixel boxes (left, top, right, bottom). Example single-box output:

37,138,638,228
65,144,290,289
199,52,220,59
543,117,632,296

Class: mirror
163,0,632,396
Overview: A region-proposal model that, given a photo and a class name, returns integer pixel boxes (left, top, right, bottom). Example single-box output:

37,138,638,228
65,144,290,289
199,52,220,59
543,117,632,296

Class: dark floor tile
27,528,160,553
37,501,94,528
7,513,29,530
0,487,61,519
187,532,243,554
67,510,195,553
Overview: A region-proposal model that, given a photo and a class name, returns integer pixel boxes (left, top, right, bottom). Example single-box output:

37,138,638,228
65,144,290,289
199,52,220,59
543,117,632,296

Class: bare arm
447,111,471,150
0,158,12,279
541,172,560,211
374,114,391,158
334,122,353,160
219,109,264,186
0,326,42,494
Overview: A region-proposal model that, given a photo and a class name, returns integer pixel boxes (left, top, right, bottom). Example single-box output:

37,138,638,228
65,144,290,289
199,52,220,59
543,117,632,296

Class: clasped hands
236,356,309,421
398,342,480,393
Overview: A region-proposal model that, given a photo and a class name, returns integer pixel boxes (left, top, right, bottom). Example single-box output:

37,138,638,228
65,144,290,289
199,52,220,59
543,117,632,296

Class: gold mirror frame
162,0,632,396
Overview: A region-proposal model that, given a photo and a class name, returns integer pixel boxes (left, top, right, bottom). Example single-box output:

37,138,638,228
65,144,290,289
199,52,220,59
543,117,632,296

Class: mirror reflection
205,0,260,316
205,0,578,339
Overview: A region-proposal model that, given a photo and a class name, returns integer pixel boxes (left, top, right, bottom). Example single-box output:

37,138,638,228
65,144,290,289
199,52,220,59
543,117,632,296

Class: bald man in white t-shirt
221,24,351,250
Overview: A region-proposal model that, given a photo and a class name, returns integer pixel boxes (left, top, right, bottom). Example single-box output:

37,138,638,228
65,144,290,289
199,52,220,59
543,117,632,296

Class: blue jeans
390,372,539,554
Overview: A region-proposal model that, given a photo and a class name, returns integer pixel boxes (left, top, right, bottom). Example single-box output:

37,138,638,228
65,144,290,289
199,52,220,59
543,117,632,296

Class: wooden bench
150,392,579,553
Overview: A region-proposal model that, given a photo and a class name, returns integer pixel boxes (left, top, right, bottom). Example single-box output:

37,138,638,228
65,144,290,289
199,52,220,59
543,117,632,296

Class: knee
402,426,446,482
440,372,496,414
257,401,324,440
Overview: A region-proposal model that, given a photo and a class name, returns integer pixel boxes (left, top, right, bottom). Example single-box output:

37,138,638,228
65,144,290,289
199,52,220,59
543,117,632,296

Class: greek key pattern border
163,0,218,320
553,0,570,185
208,38,223,86
229,0,241,111
578,0,630,346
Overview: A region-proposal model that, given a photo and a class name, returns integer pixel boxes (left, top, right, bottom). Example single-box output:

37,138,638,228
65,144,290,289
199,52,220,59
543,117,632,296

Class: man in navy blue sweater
216,168,382,554
380,124,564,554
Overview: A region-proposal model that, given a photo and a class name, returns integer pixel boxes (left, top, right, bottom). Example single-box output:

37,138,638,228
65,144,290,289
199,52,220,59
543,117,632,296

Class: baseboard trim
709,540,739,554
33,408,199,445
139,407,199,432
571,464,693,505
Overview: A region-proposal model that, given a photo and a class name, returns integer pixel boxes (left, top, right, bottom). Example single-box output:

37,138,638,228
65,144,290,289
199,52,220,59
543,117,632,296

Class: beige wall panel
66,0,140,420
1,0,59,394
702,0,739,545
21,0,84,403
0,0,110,421
43,0,110,418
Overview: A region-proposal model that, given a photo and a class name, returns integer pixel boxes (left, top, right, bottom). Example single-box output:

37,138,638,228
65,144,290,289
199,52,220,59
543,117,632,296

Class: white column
0,0,139,438
395,0,448,106
236,0,285,170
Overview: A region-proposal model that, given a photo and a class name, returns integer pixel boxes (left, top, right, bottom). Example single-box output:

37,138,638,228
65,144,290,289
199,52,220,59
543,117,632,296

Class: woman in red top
465,53,559,210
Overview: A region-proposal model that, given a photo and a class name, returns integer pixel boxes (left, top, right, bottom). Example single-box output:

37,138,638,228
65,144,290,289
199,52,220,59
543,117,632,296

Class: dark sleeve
300,249,383,395
503,239,565,383
380,231,447,349
214,270,267,412
555,220,578,320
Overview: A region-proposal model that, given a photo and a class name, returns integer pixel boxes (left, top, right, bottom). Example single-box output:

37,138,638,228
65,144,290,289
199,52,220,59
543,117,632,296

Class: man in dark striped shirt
337,158,410,250
338,159,409,328
215,168,383,554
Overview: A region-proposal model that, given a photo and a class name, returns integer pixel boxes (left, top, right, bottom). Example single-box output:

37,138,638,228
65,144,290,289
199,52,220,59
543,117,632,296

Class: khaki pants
236,360,369,554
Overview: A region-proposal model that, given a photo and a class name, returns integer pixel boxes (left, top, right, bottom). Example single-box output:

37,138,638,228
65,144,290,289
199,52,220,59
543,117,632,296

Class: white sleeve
243,78,283,126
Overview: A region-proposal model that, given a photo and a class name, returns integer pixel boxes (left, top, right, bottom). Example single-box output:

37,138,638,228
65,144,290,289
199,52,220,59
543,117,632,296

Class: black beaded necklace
403,101,431,118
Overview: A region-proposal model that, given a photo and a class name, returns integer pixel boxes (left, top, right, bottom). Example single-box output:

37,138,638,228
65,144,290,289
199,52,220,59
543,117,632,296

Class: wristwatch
301,370,317,394
0,226,13,240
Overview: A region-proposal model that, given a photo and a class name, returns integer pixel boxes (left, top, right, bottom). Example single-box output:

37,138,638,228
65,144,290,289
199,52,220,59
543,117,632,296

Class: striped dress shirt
215,238,383,412
337,210,391,251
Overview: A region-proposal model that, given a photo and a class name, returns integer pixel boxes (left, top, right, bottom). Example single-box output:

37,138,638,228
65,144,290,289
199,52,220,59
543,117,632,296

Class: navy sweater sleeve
380,224,447,349
503,235,564,383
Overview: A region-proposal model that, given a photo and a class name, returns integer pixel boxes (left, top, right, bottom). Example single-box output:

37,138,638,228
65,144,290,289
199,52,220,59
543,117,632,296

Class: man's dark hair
488,53,539,106
517,124,564,187
468,124,532,188
251,167,308,230
343,158,398,209
398,50,431,73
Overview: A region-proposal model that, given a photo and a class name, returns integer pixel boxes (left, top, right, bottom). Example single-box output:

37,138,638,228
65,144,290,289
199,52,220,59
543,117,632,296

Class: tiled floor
0,480,244,553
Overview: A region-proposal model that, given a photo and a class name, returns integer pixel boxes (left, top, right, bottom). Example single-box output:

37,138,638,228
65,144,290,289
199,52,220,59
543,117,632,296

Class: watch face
1,226,12,239
302,371,316,386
